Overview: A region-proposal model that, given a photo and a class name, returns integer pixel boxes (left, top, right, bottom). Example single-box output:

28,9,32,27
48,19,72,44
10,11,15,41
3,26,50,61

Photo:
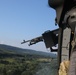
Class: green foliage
0,45,53,75
21,71,33,75
0,50,50,75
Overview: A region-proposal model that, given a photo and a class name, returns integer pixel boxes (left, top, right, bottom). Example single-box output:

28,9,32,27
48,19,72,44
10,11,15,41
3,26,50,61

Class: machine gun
21,28,59,52
21,36,43,46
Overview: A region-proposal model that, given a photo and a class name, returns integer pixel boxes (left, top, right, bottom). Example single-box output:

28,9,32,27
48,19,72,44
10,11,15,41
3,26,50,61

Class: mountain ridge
0,44,57,58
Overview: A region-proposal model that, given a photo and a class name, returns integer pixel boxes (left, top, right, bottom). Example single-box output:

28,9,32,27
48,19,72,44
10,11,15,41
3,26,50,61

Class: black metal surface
42,29,58,48
48,0,64,9
50,47,58,52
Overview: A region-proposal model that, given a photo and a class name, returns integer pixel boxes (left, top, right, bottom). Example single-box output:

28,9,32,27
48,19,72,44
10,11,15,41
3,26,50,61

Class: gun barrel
21,36,43,45
21,40,30,44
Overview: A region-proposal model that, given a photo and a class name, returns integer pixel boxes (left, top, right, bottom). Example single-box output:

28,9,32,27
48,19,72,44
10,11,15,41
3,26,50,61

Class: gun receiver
21,36,43,46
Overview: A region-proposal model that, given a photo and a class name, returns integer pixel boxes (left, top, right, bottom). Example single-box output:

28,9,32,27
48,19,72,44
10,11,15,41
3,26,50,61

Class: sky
0,0,58,52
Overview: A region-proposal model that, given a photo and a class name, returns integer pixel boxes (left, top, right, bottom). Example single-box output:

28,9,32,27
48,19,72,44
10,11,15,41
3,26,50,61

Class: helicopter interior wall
48,0,76,28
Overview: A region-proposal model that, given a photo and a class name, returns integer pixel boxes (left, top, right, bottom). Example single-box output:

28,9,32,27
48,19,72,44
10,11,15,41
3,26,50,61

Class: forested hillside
0,44,58,75
0,44,56,58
